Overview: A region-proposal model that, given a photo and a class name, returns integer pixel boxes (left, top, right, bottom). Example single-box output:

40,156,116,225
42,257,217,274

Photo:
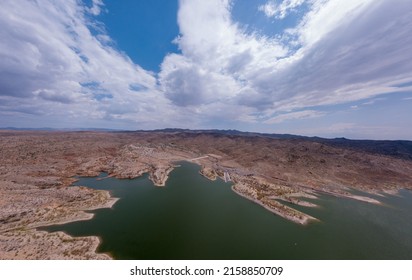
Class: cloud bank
1,0,411,138
0,0,175,128
159,0,412,124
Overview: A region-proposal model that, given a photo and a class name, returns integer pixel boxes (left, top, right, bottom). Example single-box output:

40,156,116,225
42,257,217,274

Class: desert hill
1,130,412,259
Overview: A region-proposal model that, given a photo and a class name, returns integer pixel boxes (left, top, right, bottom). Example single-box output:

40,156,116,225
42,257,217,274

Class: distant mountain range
0,127,121,132
2,127,412,161
137,128,412,161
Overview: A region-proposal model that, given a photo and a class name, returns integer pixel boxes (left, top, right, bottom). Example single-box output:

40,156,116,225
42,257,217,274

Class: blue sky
1,0,412,139
91,0,180,72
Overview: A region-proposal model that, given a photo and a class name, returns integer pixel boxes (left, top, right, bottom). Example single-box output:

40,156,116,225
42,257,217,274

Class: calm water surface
44,162,412,259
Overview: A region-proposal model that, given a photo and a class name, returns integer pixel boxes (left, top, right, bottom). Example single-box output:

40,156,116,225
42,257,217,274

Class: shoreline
311,188,382,205
31,187,121,259
22,161,397,259
0,185,119,260
2,129,411,259
30,165,179,259
32,196,119,230
231,185,319,226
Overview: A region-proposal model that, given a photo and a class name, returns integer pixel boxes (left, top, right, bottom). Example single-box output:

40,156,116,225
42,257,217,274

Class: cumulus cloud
159,0,412,125
159,54,240,107
259,0,306,19
159,0,288,121
0,0,173,128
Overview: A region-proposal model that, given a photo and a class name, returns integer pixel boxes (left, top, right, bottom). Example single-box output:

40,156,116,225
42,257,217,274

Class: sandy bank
0,229,110,260
231,185,319,225
344,194,381,205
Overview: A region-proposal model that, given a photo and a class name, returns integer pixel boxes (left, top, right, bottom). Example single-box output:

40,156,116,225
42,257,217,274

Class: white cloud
159,54,240,107
1,0,411,137
160,0,412,125
264,110,325,124
0,0,174,128
259,0,306,19
158,0,288,122
362,97,386,106
89,0,105,16
253,0,412,112
292,0,374,48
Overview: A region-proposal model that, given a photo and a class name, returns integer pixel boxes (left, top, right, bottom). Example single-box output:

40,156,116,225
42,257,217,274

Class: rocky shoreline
1,130,412,259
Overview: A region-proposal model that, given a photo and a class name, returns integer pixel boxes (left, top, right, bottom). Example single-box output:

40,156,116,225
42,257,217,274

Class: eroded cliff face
1,130,412,259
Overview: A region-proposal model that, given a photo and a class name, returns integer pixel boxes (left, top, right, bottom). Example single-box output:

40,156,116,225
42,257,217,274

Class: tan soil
1,130,412,259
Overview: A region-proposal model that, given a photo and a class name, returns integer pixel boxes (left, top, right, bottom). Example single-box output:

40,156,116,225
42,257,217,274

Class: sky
1,0,412,140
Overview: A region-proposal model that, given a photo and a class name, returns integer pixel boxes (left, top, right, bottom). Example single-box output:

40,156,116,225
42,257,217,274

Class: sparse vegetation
1,130,412,259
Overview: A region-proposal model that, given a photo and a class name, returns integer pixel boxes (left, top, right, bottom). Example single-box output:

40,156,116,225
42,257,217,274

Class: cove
43,162,412,259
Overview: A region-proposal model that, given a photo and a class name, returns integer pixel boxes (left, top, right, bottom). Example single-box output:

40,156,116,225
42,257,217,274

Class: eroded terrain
1,130,412,259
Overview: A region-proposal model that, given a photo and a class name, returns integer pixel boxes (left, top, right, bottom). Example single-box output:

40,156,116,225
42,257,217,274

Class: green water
43,162,412,259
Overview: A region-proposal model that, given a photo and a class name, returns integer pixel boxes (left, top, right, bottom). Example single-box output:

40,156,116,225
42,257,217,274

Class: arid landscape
1,129,412,259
